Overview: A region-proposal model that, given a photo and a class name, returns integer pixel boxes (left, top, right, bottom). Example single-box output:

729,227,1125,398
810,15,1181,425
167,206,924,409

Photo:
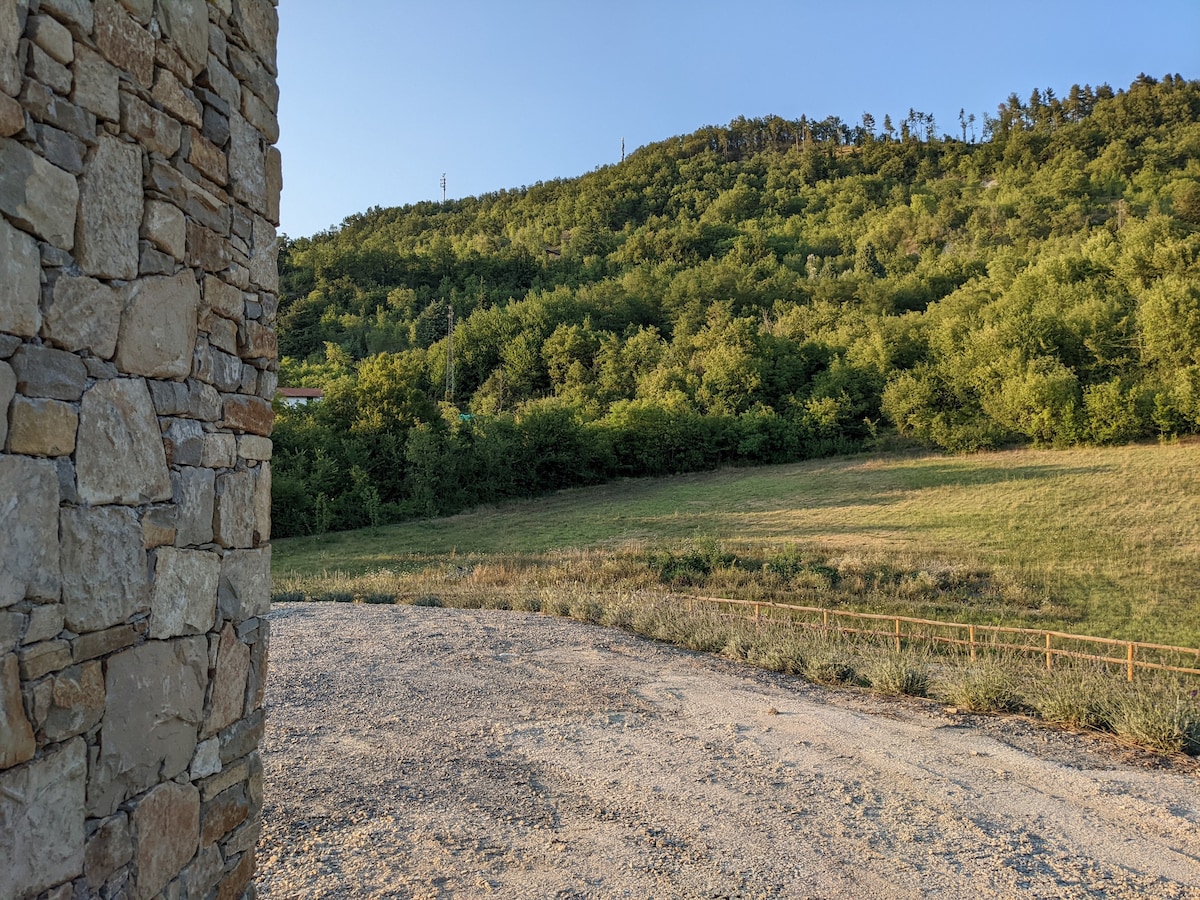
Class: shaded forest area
273,75,1200,536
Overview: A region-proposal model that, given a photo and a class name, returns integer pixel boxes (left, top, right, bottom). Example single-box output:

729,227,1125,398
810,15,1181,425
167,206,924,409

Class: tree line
272,74,1200,537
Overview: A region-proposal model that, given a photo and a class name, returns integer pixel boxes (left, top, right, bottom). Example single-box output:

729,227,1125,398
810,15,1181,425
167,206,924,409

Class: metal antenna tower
444,306,455,401
440,173,446,203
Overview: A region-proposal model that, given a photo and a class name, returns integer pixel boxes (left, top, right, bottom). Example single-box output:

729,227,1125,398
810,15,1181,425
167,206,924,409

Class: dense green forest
272,74,1200,537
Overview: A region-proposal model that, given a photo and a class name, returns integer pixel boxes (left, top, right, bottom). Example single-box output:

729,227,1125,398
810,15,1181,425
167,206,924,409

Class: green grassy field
273,441,1200,647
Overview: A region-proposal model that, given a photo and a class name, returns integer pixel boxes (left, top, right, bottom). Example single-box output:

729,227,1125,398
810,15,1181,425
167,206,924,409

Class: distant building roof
277,387,324,399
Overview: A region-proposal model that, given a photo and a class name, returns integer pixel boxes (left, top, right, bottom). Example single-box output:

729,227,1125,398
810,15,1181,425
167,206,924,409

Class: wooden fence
682,595,1200,681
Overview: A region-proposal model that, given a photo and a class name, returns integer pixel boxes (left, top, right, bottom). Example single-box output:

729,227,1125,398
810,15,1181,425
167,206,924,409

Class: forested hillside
273,75,1200,536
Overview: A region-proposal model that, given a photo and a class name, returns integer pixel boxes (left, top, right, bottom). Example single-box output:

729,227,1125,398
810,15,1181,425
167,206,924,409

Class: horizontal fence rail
680,595,1200,681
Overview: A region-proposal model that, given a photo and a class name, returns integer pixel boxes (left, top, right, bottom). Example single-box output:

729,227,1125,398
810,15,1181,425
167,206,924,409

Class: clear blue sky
276,0,1200,238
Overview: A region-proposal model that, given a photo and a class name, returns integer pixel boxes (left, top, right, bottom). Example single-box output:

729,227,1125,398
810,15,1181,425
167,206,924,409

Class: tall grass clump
938,659,1025,713
867,651,931,697
1106,681,1200,755
1029,665,1113,730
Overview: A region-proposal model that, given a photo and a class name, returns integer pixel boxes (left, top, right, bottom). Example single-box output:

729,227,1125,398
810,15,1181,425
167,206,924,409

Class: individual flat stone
0,652,36,768
94,0,153,88
35,123,86,175
42,274,123,358
201,432,236,468
218,547,270,620
10,343,88,401
130,781,200,900
27,42,73,96
0,456,61,606
228,112,265,214
24,602,64,645
183,844,224,900
117,0,153,25
149,548,219,638
187,128,227,185
163,418,205,467
76,378,173,506
40,0,96,38
141,198,186,260
6,396,78,456
240,320,276,360
151,68,202,128
0,92,23,136
19,78,96,142
253,461,271,544
157,0,208,76
89,637,207,817
205,275,243,321
249,215,278,292
120,91,181,158
71,45,120,122
29,14,75,65
0,213,41,337
114,270,201,378
42,661,105,742
203,622,248,738
221,394,273,436
0,137,79,250
141,505,177,549
0,362,12,448
190,737,221,781
185,220,229,272
238,435,272,461
210,349,243,392
0,738,87,898
207,315,238,355
213,470,255,548
172,466,215,546
71,620,146,664
60,505,149,633
231,0,279,73
18,639,72,679
76,134,142,280
0,0,21,96
84,813,131,893
265,145,282,225
218,706,263,765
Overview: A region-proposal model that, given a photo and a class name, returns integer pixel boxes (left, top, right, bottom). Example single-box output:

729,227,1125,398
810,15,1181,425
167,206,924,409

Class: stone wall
0,1,279,897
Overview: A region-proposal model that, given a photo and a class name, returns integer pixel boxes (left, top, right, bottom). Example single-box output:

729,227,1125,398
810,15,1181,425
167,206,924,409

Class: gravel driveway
257,603,1200,899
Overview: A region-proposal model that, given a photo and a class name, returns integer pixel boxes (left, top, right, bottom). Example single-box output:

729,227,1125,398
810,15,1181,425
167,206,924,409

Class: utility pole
444,306,455,402
440,173,446,203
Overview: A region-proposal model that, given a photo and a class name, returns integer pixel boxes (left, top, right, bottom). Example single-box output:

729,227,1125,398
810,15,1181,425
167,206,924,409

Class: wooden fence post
894,617,901,652
1045,633,1052,671
969,624,976,662
1127,642,1135,682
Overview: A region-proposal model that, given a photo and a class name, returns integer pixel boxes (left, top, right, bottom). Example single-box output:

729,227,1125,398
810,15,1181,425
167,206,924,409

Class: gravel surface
257,603,1200,899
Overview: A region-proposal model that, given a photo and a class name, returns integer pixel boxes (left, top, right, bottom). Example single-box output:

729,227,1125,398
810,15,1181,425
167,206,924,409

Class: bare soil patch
258,603,1200,899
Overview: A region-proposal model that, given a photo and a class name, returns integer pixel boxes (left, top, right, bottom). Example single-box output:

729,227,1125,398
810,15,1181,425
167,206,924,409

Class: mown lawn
273,441,1200,647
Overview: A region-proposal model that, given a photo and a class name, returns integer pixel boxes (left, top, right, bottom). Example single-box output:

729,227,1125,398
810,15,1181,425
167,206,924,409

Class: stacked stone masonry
0,1,279,897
